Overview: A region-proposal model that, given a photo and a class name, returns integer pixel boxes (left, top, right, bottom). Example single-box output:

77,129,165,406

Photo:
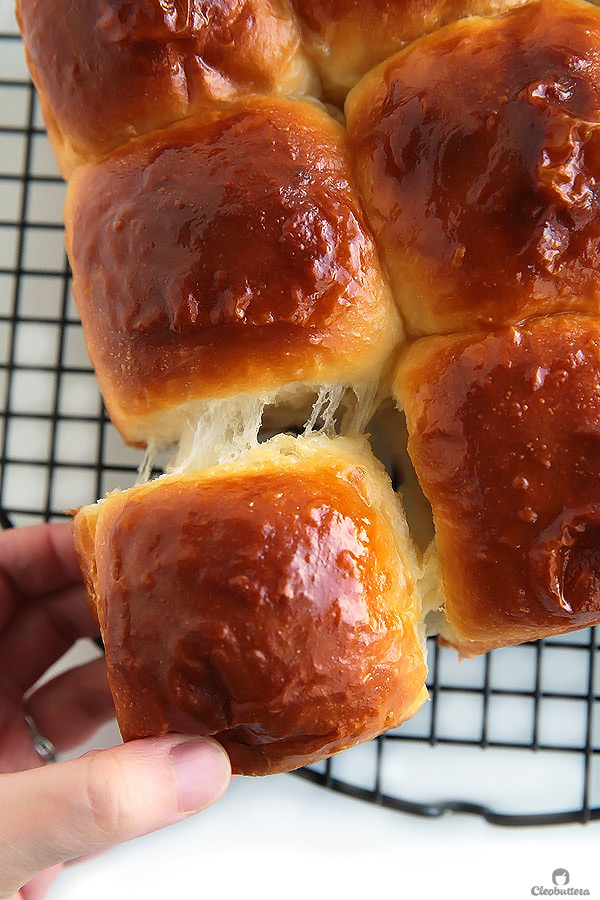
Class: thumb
0,735,231,899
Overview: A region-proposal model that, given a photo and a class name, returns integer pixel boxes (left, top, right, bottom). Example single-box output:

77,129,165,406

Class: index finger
0,523,82,630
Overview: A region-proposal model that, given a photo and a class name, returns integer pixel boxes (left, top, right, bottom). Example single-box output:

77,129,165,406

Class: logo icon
552,869,570,887
531,867,589,895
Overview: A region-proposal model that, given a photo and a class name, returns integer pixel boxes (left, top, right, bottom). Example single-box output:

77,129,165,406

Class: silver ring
24,712,58,764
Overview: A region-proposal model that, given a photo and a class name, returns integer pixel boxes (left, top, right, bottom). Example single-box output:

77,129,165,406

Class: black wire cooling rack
1,20,599,828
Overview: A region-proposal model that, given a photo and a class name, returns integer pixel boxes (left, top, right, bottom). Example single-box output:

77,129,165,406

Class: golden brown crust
65,96,402,446
346,0,600,336
395,314,600,655
26,0,600,760
73,436,427,775
71,504,102,630
292,0,529,105
16,0,317,178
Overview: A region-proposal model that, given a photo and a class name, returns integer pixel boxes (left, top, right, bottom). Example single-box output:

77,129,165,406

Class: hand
0,523,231,900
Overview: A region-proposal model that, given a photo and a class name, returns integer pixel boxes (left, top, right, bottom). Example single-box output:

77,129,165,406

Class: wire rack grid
1,18,599,827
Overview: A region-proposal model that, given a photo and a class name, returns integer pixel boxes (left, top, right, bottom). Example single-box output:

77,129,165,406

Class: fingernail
169,738,231,814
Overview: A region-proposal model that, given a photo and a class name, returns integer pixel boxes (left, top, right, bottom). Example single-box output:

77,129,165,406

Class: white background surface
1,1,600,896
49,771,600,900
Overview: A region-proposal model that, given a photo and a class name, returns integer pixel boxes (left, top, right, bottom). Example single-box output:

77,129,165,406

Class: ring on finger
24,712,58,764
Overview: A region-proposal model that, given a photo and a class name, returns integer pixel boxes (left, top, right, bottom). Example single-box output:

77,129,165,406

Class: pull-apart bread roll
395,315,600,657
15,0,318,178
19,0,600,773
292,0,530,105
64,95,402,448
346,0,600,336
73,434,427,775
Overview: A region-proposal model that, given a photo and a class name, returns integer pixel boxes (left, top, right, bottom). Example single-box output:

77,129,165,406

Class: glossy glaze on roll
73,435,427,775
346,0,600,335
17,0,600,774
292,0,530,104
16,0,317,178
65,96,402,446
396,315,600,655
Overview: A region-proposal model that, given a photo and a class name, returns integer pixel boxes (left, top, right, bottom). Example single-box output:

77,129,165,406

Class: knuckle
82,749,133,845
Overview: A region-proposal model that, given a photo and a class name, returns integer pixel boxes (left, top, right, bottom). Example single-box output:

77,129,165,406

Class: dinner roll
292,0,529,105
346,0,600,336
73,433,427,775
395,314,600,656
16,0,317,178
18,0,600,768
65,95,403,449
